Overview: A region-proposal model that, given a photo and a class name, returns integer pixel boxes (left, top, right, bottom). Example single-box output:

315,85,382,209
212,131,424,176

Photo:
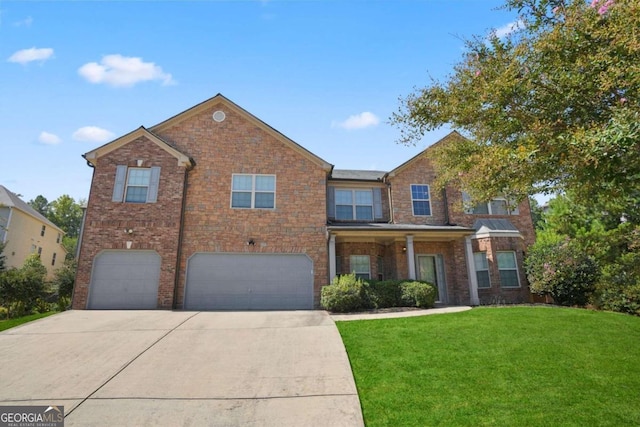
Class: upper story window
336,189,373,220
40,225,46,236
56,233,61,244
463,193,519,215
231,174,276,209
411,184,432,216
112,165,161,203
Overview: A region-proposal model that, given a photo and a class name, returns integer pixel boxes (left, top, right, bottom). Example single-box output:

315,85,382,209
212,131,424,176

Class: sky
0,0,521,204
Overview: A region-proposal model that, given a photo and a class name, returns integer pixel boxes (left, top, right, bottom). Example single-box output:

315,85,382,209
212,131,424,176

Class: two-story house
72,94,535,310
0,185,67,279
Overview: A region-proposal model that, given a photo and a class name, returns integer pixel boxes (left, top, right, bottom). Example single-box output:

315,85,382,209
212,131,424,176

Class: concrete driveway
0,310,364,426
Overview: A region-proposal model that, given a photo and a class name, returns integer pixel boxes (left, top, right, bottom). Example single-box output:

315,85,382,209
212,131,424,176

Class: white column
465,236,480,305
329,234,337,281
406,235,416,280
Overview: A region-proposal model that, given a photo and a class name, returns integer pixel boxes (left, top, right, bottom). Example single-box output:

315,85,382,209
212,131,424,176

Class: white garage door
184,253,313,310
88,250,161,309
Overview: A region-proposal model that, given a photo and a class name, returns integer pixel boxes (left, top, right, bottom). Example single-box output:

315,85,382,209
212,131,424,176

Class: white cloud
8,47,54,65
13,16,33,27
38,131,62,145
72,126,115,143
332,112,380,130
78,54,175,87
494,19,524,38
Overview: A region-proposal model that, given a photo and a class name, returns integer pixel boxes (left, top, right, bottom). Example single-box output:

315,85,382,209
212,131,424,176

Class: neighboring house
73,94,535,310
0,185,67,279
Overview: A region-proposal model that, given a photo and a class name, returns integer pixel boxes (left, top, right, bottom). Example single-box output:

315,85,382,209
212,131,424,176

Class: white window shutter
112,165,127,202
147,166,161,203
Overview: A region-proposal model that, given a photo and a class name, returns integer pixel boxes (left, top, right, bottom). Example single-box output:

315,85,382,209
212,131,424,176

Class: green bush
525,237,599,307
400,281,437,308
594,251,640,316
321,273,371,313
366,280,404,308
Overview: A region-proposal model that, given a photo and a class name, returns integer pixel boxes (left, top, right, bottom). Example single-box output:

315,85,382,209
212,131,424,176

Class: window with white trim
125,168,152,203
231,174,276,209
497,251,520,287
51,252,57,266
112,165,161,203
474,252,490,288
462,192,519,215
336,189,373,220
350,255,371,280
40,225,46,237
411,184,432,216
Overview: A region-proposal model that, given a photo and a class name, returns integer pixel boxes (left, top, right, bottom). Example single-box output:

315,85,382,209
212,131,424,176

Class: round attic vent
212,110,226,123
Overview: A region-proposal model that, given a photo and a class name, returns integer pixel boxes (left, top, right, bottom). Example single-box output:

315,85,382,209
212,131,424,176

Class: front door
416,255,447,303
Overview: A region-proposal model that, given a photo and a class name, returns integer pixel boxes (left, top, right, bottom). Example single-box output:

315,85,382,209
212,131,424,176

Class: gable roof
0,185,65,234
150,93,333,171
387,131,467,177
83,126,194,168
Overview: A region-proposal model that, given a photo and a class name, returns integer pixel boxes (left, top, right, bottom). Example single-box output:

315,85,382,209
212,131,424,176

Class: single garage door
88,250,161,309
184,253,313,310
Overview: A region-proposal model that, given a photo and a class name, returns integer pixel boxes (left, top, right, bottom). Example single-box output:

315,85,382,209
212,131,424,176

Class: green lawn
0,311,57,332
336,307,640,426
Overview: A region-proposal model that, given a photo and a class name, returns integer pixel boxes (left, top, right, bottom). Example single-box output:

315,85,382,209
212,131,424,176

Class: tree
392,0,640,213
48,195,84,239
28,195,50,217
0,254,47,318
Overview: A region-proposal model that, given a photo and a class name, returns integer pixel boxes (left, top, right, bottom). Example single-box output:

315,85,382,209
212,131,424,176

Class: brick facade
74,95,536,310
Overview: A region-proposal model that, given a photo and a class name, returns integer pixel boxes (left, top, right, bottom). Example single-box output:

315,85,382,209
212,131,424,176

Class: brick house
73,94,535,310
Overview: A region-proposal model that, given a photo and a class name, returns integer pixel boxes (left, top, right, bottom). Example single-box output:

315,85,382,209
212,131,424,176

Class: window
377,256,385,281
497,251,520,287
56,233,61,244
41,225,46,237
37,247,42,257
112,165,160,203
231,174,276,209
463,193,519,215
51,253,57,266
125,168,152,203
350,255,371,280
474,252,491,288
411,184,431,216
336,189,373,220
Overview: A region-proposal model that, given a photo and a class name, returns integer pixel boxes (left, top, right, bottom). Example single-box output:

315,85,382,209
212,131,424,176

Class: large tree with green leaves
392,0,639,213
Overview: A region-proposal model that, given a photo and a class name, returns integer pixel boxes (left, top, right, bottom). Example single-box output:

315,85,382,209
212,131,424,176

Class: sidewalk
330,306,472,321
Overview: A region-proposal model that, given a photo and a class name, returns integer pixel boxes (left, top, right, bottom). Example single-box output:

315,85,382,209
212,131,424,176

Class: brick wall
73,137,187,309
155,104,329,307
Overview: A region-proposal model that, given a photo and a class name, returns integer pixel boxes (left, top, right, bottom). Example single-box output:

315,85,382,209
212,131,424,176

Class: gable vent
212,110,226,123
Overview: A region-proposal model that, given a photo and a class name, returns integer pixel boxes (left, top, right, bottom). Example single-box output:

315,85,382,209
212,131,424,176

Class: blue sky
1,0,519,203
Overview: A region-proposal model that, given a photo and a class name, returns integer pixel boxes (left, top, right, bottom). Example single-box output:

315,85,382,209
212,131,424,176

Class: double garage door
184,253,314,310
88,251,313,310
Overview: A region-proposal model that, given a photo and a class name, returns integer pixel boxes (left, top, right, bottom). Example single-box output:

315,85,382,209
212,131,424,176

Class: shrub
594,251,640,316
0,254,48,318
400,281,437,308
321,273,371,313
366,280,404,308
525,237,599,307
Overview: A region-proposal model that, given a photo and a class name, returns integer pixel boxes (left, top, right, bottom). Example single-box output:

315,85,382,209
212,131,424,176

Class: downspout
172,161,194,310
384,174,394,223
72,158,95,308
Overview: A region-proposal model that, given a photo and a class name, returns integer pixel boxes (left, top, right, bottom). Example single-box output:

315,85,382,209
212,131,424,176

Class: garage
87,250,161,309
184,253,314,310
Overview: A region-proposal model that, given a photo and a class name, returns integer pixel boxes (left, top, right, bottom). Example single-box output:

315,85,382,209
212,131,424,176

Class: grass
0,311,57,332
336,306,640,426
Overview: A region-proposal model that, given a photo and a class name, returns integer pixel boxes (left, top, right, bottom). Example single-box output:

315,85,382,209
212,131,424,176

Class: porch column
329,234,337,281
465,236,480,305
406,235,416,280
